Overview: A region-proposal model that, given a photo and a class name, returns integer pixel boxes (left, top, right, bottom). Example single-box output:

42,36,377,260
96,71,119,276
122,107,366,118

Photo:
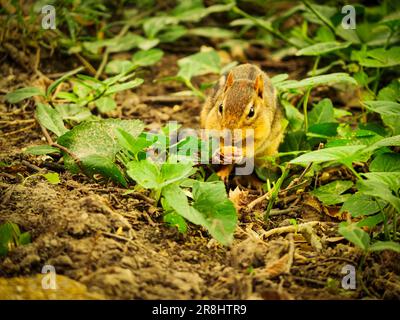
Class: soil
1,45,399,300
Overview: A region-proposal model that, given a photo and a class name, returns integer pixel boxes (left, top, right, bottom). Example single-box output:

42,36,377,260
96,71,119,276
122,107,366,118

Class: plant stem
264,164,290,221
232,6,301,49
302,0,336,34
303,56,320,132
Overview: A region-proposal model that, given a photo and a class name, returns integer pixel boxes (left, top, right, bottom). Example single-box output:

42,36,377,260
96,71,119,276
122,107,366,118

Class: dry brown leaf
229,186,249,211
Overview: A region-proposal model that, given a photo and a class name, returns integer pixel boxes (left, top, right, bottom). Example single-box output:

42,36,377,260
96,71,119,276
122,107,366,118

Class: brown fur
200,64,285,168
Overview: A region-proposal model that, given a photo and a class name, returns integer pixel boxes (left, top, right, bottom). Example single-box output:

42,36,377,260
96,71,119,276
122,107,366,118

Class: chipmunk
200,63,285,181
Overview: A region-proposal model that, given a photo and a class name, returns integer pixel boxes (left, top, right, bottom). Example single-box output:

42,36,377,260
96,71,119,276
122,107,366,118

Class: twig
262,221,319,239
140,95,197,104
3,124,35,136
248,190,271,210
269,206,299,216
34,114,53,145
21,160,44,173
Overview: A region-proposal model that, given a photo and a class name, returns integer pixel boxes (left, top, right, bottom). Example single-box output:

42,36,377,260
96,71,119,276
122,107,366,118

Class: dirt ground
1,47,399,300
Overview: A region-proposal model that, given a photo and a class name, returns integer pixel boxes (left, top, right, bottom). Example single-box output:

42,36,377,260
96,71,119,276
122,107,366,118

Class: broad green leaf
362,172,400,193
369,241,400,253
177,50,221,81
341,193,386,217
276,73,357,91
308,98,336,125
296,41,351,56
95,96,117,113
162,183,207,226
377,80,400,102
160,162,195,187
281,99,304,131
368,135,400,151
338,222,370,251
57,119,144,184
311,180,353,206
35,103,68,137
362,101,400,116
370,153,400,172
192,181,237,246
357,179,400,213
126,160,161,189
289,145,366,165
82,155,127,187
43,172,60,184
132,48,164,66
158,25,187,43
5,87,45,103
25,145,60,155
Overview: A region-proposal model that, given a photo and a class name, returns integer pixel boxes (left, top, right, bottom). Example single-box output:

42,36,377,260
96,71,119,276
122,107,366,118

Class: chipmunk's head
214,71,266,131
204,71,274,160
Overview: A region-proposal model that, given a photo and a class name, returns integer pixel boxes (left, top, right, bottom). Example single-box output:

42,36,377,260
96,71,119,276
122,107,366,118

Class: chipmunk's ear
254,74,264,98
224,72,234,92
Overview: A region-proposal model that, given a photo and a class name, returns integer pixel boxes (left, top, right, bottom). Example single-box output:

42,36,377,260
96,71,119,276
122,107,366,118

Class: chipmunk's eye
248,106,255,118
218,104,223,114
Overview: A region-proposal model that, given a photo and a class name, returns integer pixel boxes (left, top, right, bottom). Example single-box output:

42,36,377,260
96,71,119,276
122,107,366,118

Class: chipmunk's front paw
217,165,234,183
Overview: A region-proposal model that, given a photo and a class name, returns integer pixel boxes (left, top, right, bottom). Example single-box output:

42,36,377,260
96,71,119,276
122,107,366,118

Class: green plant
0,222,31,257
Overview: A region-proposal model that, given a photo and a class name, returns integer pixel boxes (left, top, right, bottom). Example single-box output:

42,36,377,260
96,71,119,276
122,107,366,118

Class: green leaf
132,48,164,67
353,47,400,68
370,153,400,172
362,172,400,193
18,232,31,246
362,101,400,116
341,193,386,217
192,181,237,246
57,119,144,185
177,50,221,81
162,183,207,226
5,87,45,103
55,104,92,123
82,155,127,187
105,78,144,95
311,180,353,206
289,145,366,165
338,222,370,251
25,145,60,155
308,98,336,125
47,67,84,97
105,60,135,75
276,73,357,91
369,241,400,253
160,162,195,187
368,135,400,151
95,96,117,113
43,172,60,184
377,80,400,102
357,179,400,213
281,99,304,131
296,41,351,56
163,211,187,233
356,213,384,228
126,160,161,189
35,103,68,137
